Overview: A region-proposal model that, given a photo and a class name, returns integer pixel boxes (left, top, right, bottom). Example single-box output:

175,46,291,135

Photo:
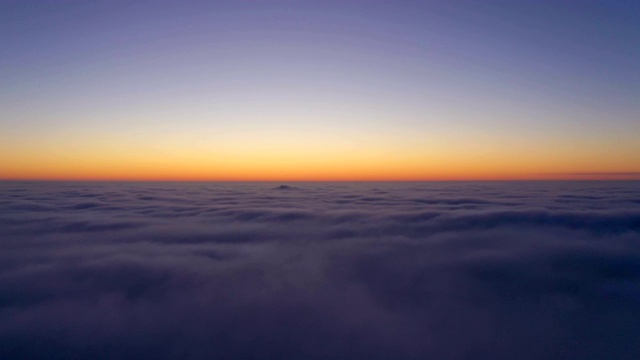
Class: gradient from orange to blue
2,1,639,181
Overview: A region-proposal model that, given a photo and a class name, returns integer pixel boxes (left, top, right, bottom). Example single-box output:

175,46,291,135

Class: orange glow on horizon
2,127,639,182
2,155,638,182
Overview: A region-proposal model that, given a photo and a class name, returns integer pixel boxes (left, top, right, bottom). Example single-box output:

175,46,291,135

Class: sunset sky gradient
2,0,639,181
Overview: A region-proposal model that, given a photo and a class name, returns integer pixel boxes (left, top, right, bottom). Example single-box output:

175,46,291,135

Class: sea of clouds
1,181,639,360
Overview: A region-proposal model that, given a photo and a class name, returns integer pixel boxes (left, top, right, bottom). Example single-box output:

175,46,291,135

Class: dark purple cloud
1,181,640,359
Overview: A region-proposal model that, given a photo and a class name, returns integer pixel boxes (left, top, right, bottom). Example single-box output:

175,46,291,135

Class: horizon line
2,177,640,183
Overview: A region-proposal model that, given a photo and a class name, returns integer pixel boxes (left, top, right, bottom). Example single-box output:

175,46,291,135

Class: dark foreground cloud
1,181,640,360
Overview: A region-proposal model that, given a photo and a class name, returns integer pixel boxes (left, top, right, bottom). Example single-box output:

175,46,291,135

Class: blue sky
1,0,639,180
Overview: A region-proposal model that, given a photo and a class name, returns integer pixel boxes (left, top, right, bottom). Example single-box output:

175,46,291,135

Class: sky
1,0,639,181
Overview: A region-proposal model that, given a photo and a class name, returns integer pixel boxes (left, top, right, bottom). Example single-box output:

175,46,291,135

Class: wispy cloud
568,172,640,177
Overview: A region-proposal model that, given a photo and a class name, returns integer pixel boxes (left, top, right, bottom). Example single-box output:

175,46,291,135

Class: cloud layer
1,181,640,360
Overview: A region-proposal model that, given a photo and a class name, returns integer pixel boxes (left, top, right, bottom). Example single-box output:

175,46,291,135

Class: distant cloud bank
1,181,640,360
